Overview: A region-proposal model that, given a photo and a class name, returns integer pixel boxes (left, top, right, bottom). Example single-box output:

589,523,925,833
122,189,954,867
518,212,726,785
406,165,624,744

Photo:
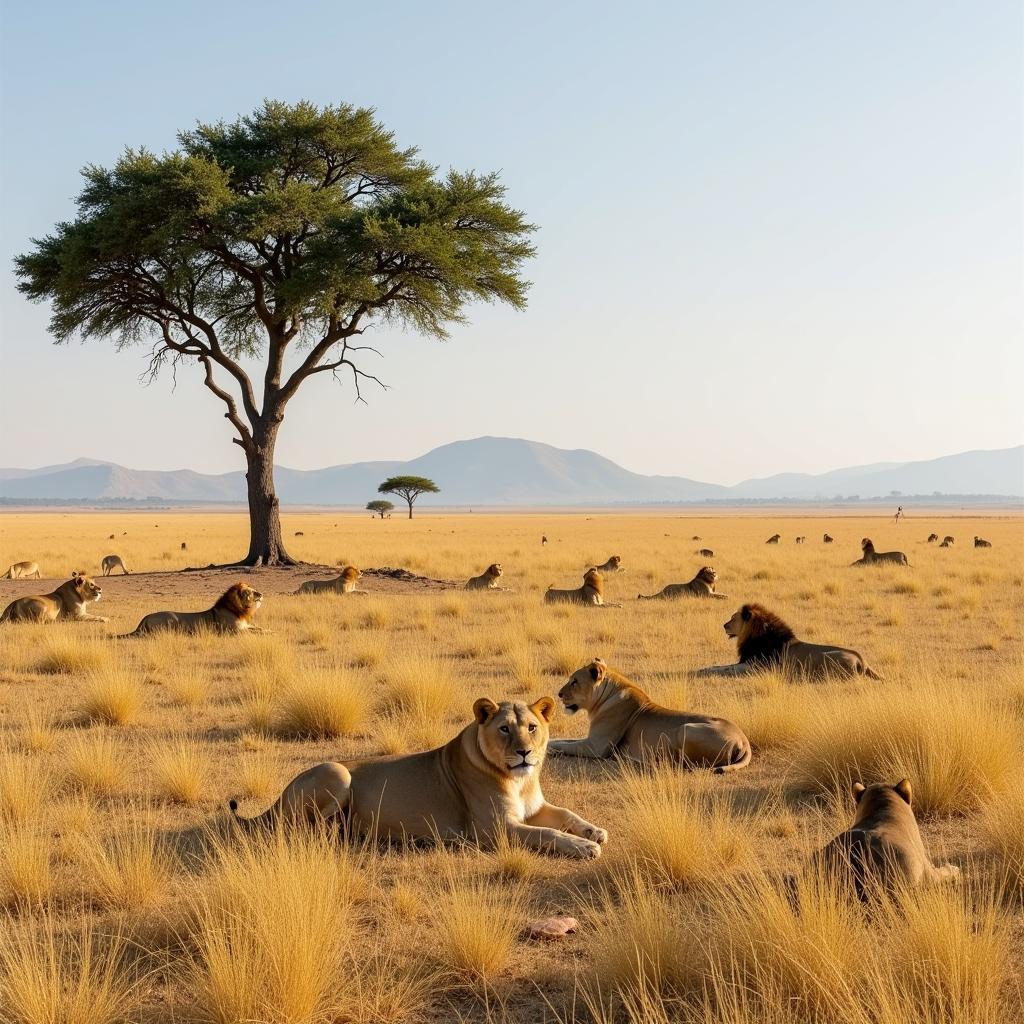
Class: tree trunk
407,496,414,519
241,423,296,566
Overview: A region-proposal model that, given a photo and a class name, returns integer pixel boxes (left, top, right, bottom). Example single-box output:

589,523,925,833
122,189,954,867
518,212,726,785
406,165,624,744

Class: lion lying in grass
593,555,623,573
697,603,882,679
465,563,505,590
852,538,909,566
295,566,361,595
549,658,751,772
813,780,960,897
545,568,614,606
122,582,265,636
231,696,607,859
637,566,727,601
1,572,107,623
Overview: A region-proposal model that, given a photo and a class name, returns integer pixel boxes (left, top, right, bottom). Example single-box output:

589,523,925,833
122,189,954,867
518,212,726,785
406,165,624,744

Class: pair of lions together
232,658,751,859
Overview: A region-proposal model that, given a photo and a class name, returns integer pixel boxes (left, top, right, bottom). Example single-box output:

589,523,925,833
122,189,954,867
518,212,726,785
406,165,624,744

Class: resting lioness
295,566,362,595
766,534,781,544
465,563,505,590
696,603,882,680
974,536,992,548
637,566,727,601
939,536,954,548
549,659,751,772
852,538,909,566
230,696,607,859
122,582,264,636
545,568,612,606
593,555,623,573
813,780,959,897
926,533,939,543
2,561,41,580
1,573,107,623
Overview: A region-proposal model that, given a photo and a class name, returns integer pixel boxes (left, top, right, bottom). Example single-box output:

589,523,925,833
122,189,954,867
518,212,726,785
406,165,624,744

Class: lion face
487,563,503,579
473,696,554,776
71,573,102,603
558,658,607,714
217,582,263,619
861,538,872,550
342,566,361,581
697,567,717,585
723,605,752,639
606,556,622,570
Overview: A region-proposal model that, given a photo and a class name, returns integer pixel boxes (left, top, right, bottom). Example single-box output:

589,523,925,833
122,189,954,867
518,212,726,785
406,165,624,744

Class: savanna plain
0,509,1022,1024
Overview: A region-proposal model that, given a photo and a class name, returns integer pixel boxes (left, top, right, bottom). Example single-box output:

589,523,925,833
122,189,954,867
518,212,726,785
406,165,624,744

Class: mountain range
0,438,1021,505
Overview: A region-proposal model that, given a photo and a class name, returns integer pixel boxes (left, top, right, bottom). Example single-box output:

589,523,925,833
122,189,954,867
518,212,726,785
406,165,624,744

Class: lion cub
549,659,751,772
814,780,960,897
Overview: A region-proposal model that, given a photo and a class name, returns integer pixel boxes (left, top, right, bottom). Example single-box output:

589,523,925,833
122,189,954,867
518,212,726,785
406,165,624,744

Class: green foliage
366,500,394,517
377,477,440,517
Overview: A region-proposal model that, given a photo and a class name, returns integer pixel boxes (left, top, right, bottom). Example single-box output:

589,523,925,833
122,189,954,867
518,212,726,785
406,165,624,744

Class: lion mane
735,603,796,665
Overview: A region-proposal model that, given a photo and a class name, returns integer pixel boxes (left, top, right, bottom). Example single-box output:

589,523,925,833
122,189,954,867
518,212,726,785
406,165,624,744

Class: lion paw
583,825,608,844
565,836,602,860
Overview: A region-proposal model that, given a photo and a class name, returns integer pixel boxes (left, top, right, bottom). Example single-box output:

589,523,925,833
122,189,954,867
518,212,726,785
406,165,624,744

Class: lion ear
741,605,752,621
529,696,556,722
894,779,912,805
589,659,606,681
473,698,499,724
851,781,866,803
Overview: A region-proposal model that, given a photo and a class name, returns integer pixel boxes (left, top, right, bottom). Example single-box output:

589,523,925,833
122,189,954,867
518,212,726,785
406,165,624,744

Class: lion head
68,573,102,604
486,563,503,580
341,566,362,583
850,779,913,824
604,556,622,571
696,566,717,586
557,658,608,715
214,582,263,622
472,696,555,777
861,538,875,553
583,568,603,594
724,603,796,664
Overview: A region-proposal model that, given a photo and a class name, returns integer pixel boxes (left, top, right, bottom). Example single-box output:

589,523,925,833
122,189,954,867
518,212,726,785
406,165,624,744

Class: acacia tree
366,499,394,518
378,476,439,519
16,101,534,565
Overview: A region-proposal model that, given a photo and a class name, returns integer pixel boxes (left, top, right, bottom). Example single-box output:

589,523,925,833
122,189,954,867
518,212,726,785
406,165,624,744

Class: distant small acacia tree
378,476,439,519
366,499,394,519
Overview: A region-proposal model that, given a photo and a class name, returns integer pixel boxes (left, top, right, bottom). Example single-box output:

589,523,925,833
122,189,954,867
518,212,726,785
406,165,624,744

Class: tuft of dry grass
0,822,54,908
76,665,143,726
980,774,1024,894
148,735,208,804
35,635,109,676
20,709,57,754
0,744,52,826
274,667,368,739
64,730,125,798
164,664,208,707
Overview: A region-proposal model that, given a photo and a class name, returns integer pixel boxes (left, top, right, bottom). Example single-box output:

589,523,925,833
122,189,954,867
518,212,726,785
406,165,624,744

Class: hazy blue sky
1,0,1020,484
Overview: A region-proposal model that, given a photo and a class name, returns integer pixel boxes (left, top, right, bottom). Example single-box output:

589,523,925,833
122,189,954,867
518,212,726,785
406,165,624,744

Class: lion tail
714,741,753,774
863,664,883,681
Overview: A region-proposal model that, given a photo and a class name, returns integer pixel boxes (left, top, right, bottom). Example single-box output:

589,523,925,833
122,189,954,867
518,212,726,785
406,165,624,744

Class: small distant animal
294,531,304,537
795,536,806,544
465,563,506,590
974,536,992,548
1,573,107,624
2,561,40,580
122,582,265,636
691,535,702,541
637,566,727,601
549,658,751,772
812,780,959,898
545,569,610,607
108,534,116,540
697,603,882,680
101,555,130,576
697,548,714,558
852,538,909,567
823,534,834,543
295,566,362,595
939,536,954,547
593,555,624,573
927,534,939,543
181,542,187,551
766,534,781,545
541,535,548,546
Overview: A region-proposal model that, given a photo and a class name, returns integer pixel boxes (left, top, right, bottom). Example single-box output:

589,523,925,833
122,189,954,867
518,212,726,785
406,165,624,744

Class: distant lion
795,536,806,544
181,542,188,551
823,534,834,543
974,536,992,548
697,548,715,558
2,561,40,580
230,695,607,859
122,582,264,636
812,780,959,898
550,658,751,772
927,533,938,543
939,536,954,547
852,538,909,566
691,535,702,541
766,534,781,544
593,555,623,573
545,569,610,607
1,573,107,624
101,554,129,576
295,566,362,595
638,566,727,601
697,603,882,680
465,563,506,590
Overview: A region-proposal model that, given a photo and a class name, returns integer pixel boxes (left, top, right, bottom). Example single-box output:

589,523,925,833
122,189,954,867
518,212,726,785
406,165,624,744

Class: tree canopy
15,100,534,563
378,476,440,518
366,499,394,518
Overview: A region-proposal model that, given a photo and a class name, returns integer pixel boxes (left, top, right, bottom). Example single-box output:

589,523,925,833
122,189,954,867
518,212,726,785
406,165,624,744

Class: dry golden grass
0,509,1021,1022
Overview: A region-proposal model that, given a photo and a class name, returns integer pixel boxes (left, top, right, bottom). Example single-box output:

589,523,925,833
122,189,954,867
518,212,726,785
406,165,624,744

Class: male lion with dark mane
637,566,727,601
696,603,882,679
295,566,361,595
812,780,960,898
230,696,607,859
1,573,107,624
550,658,751,772
545,569,612,606
122,582,265,636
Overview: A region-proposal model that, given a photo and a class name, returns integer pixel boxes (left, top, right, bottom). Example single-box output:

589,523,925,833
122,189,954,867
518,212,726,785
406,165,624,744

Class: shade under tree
15,100,534,565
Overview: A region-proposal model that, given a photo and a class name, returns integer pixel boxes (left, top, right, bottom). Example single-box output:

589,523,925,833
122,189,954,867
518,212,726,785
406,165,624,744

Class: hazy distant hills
1,439,1021,505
